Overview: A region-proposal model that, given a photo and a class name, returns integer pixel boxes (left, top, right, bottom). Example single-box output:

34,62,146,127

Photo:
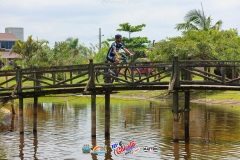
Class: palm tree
11,36,48,67
175,5,223,31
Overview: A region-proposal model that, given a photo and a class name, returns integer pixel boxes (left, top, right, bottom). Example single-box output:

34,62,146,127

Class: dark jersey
107,42,125,57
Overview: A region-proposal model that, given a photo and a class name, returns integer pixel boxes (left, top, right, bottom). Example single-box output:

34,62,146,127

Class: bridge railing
93,61,172,87
0,64,89,97
169,55,240,91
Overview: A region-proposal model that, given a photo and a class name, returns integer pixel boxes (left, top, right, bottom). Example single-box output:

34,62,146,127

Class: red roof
0,33,17,41
0,51,21,58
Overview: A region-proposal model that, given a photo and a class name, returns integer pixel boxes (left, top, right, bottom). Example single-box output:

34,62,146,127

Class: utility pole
99,28,104,49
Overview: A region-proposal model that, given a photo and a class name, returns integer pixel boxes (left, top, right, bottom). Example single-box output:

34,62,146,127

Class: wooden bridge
1,55,240,142
1,56,240,99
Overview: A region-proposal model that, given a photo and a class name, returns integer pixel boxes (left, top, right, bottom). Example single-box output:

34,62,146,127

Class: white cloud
1,0,240,47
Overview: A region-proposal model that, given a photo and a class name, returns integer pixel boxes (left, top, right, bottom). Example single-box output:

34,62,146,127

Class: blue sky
1,0,240,47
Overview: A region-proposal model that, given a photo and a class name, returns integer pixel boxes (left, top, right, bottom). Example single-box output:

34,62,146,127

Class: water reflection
0,99,240,159
19,134,24,160
33,133,38,160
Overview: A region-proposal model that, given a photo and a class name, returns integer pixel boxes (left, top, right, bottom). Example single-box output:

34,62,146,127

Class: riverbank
104,90,240,106
34,90,240,106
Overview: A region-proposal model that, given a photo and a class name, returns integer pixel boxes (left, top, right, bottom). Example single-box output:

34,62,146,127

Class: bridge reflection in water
1,100,240,159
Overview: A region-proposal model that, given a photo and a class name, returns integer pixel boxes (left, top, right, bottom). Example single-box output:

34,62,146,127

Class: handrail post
172,55,180,142
173,55,180,89
89,59,96,137
89,59,95,89
186,54,192,81
33,67,41,91
221,63,225,84
16,66,22,94
232,62,236,79
16,66,24,134
184,54,191,142
146,62,150,83
131,63,134,82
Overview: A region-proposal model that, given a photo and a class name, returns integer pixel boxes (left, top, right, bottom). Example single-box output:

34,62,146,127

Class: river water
0,97,240,160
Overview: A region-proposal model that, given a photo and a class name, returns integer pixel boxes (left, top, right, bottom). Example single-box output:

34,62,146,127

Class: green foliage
93,41,109,63
111,22,151,61
11,35,49,67
176,8,223,31
117,22,146,38
10,36,96,68
148,29,240,61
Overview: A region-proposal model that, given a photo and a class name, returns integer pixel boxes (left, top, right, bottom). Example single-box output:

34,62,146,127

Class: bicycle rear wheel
124,67,141,82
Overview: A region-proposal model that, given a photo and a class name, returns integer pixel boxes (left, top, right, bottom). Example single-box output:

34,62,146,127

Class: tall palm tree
175,5,223,31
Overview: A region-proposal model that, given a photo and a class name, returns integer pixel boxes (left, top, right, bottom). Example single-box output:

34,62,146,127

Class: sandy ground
111,94,240,106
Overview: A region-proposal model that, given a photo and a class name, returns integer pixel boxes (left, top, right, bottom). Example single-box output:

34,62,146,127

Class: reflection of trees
181,103,240,142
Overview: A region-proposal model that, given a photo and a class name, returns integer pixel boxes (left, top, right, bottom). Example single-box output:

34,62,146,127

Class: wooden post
19,133,24,159
105,126,112,160
33,96,38,133
34,69,41,91
105,92,110,136
10,113,15,132
11,100,16,115
184,91,190,142
89,59,97,137
70,71,73,84
105,61,111,83
173,55,180,89
52,72,56,85
91,94,96,137
173,55,179,142
16,66,22,94
232,62,236,79
173,142,179,159
131,63,134,82
33,132,38,159
184,54,191,142
146,63,150,82
89,59,95,89
91,136,97,160
19,97,24,134
173,91,179,142
221,66,225,84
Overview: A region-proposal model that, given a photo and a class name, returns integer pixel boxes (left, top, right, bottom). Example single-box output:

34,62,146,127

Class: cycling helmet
115,34,122,39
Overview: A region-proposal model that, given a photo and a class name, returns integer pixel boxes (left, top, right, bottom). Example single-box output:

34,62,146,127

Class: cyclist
106,34,133,64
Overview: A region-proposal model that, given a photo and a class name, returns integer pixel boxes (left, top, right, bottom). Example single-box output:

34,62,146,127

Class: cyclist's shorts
107,55,115,63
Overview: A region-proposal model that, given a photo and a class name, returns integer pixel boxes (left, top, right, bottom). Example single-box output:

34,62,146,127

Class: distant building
0,27,23,65
5,27,24,41
0,33,17,50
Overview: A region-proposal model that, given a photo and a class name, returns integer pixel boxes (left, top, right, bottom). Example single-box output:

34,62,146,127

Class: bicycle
96,53,141,83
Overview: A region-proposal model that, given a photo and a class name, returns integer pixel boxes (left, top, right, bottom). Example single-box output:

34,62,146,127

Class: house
0,27,23,67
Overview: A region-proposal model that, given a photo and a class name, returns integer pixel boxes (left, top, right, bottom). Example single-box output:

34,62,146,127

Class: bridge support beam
184,91,190,142
33,96,38,133
19,98,24,134
105,92,110,136
91,94,96,137
172,91,179,142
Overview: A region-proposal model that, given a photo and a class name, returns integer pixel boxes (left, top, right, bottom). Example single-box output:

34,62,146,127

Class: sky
1,0,240,47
